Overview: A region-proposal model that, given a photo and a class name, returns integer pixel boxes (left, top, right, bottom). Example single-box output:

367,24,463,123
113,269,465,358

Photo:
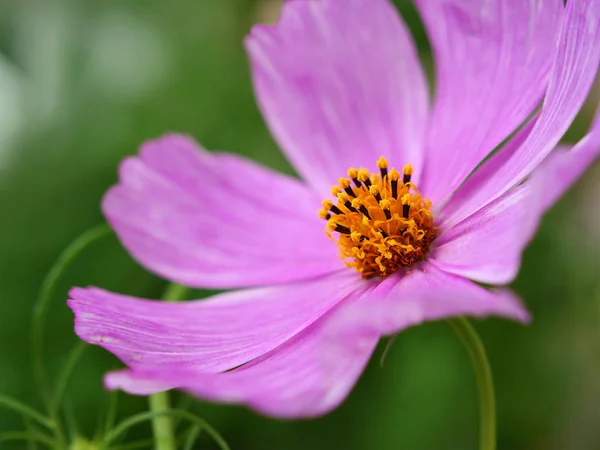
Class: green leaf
0,430,57,448
51,341,87,415
101,409,230,450
32,224,112,407
0,394,54,430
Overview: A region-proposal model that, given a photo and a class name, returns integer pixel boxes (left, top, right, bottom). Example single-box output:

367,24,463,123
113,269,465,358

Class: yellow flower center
319,157,437,279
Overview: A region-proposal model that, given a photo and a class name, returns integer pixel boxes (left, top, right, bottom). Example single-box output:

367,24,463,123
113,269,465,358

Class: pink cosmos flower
69,0,600,418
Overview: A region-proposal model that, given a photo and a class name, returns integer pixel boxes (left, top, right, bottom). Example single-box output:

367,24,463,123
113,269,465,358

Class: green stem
448,317,496,450
148,394,176,450
148,283,189,450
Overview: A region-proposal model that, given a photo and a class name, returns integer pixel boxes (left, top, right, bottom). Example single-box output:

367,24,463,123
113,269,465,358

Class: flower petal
330,263,530,339
533,111,600,211
103,134,341,289
429,102,600,285
246,0,429,195
68,270,362,373
437,115,538,230
434,0,600,219
417,0,564,204
430,184,541,285
104,298,379,418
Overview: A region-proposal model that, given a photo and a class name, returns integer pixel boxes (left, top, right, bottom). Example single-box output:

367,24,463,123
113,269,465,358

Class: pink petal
331,263,530,340
430,184,541,285
435,0,600,220
438,114,538,229
417,0,564,205
246,0,429,195
533,109,600,211
103,134,341,289
68,270,362,373
429,102,600,286
104,296,379,419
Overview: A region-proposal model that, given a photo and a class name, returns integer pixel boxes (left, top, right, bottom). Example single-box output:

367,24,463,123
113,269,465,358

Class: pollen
319,157,437,279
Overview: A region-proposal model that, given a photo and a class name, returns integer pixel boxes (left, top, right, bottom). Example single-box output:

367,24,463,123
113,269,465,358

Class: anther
389,169,399,199
352,247,366,259
377,156,388,179
379,199,392,220
323,199,343,216
338,193,359,213
329,223,351,234
358,168,372,188
348,168,362,188
401,193,412,219
339,178,357,198
359,205,372,220
357,204,372,220
322,159,436,279
350,231,362,242
351,198,372,220
318,209,331,220
402,164,413,184
345,201,358,213
369,185,382,203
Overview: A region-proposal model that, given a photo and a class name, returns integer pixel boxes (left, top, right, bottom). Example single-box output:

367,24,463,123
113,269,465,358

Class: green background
1,0,599,449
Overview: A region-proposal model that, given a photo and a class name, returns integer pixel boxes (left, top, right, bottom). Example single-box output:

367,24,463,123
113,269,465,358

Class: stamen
338,193,358,212
318,209,331,220
322,160,436,278
350,199,371,220
348,168,362,188
402,164,413,184
377,156,388,180
320,200,338,215
379,199,392,220
358,168,372,188
335,224,351,234
331,205,343,215
338,193,359,214
389,169,399,199
328,221,351,234
345,202,358,213
369,185,382,203
339,178,357,198
359,205,372,220
401,193,412,218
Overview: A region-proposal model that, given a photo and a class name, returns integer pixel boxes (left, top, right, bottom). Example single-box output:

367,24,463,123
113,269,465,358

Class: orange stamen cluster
319,157,437,279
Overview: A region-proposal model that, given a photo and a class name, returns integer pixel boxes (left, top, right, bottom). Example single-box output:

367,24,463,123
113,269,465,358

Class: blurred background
0,0,599,449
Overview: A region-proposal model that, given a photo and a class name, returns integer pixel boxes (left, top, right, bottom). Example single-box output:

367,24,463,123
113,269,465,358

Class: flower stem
148,393,176,450
448,317,496,450
148,283,189,450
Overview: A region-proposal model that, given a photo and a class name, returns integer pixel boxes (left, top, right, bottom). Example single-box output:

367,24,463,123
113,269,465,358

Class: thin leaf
183,425,203,450
101,391,119,441
51,341,87,415
0,394,54,430
23,417,38,450
0,431,57,448
101,409,230,450
111,437,155,450
32,223,111,407
62,399,79,443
